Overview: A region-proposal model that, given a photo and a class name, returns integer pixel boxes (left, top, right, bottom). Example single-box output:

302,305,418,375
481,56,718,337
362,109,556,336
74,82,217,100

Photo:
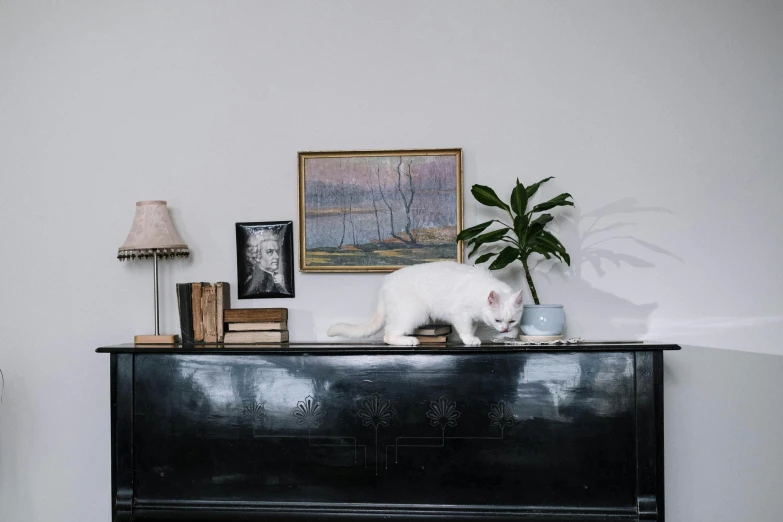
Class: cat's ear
488,291,500,308
513,289,524,308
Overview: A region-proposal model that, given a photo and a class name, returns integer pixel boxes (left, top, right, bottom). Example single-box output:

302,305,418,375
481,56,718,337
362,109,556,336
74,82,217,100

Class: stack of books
177,282,231,344
413,324,452,344
223,308,289,343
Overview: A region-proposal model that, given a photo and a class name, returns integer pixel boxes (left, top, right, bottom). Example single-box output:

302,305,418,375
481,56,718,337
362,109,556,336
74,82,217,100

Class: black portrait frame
235,221,295,299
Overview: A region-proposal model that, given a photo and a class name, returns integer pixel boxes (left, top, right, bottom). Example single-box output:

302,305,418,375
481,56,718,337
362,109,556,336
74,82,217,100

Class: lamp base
134,334,179,344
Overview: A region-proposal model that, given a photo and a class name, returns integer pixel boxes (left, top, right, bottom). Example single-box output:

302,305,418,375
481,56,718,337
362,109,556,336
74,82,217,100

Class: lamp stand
134,251,178,344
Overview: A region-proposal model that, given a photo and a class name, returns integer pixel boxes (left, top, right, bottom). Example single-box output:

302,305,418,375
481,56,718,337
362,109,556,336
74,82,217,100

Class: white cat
327,261,524,346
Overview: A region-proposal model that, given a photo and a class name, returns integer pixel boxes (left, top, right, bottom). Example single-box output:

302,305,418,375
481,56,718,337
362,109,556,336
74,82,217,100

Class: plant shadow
525,197,682,339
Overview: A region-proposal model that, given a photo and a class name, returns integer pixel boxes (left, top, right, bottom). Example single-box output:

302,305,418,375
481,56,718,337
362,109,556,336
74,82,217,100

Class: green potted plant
456,177,574,336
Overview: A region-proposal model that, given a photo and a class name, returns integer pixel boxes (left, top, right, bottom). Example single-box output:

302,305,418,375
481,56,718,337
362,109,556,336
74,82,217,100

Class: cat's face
482,290,524,333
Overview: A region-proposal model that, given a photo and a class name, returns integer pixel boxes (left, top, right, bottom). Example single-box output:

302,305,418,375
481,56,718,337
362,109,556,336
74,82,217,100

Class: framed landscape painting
298,149,463,272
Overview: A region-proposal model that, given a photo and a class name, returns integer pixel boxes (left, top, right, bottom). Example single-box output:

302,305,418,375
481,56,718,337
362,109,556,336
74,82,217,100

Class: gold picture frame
298,148,463,273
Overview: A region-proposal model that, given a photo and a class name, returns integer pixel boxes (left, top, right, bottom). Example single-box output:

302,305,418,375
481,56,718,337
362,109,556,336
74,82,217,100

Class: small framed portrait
236,221,295,299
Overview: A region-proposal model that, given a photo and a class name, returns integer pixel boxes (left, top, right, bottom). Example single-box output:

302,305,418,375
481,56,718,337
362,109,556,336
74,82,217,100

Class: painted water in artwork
301,152,461,270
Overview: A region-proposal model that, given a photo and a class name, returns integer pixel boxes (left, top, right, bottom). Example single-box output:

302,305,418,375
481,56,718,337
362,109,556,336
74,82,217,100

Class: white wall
1,1,781,520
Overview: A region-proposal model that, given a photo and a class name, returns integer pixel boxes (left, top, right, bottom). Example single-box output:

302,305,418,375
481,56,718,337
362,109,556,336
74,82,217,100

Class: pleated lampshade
117,200,189,261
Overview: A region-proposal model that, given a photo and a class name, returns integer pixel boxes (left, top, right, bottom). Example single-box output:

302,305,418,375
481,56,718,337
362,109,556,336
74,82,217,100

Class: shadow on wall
531,197,682,339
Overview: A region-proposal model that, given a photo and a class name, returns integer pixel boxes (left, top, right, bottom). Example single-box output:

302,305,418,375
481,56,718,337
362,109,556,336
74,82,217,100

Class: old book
227,321,287,331
413,324,452,336
215,281,231,342
202,284,217,343
416,334,449,343
223,330,289,343
176,283,194,344
224,308,288,323
191,282,205,342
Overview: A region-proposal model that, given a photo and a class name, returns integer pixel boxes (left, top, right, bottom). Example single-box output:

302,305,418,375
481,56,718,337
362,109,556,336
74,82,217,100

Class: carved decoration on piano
243,401,266,423
357,393,395,475
386,398,515,468
240,396,367,467
240,394,517,476
488,400,516,431
293,395,324,430
426,396,462,429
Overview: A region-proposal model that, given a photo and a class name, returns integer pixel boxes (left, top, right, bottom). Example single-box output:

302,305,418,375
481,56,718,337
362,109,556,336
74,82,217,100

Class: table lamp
118,200,189,343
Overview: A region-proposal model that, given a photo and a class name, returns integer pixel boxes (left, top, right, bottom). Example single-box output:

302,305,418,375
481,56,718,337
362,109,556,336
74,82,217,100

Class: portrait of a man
236,221,295,299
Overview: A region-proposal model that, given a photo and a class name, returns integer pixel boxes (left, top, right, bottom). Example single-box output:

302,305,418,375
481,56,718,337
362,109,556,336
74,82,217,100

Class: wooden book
202,284,217,343
228,321,287,332
134,335,178,344
413,324,452,336
191,282,206,342
215,282,231,342
176,283,194,344
415,334,449,343
224,308,288,323
223,330,289,343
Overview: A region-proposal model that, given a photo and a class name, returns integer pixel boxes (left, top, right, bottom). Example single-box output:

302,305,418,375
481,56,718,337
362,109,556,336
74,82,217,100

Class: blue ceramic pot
520,304,566,336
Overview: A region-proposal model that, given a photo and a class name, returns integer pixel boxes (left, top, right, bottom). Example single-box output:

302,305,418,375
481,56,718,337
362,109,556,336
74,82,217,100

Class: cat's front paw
384,335,420,346
460,335,482,346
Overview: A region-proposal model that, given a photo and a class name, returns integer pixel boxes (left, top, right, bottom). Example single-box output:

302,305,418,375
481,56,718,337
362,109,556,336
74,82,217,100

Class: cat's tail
327,298,385,338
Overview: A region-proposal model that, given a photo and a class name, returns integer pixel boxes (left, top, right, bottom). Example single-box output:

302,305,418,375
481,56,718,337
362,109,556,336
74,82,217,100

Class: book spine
215,282,231,342
415,335,448,343
192,282,204,342
227,321,287,332
223,308,288,323
202,284,217,343
224,330,289,343
176,283,194,344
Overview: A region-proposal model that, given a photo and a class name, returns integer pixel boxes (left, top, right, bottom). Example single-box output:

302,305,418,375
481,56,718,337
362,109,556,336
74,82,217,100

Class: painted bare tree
335,159,359,248
395,157,417,244
375,165,396,241
337,180,347,248
347,182,357,246
375,157,416,245
365,160,384,246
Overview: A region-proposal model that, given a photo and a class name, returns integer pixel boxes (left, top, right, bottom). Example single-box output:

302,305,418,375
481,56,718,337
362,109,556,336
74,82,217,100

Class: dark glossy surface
101,344,674,521
97,341,681,354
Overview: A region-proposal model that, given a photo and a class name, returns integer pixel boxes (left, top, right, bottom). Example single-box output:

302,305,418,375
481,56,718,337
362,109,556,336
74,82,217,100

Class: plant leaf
472,228,510,245
468,228,510,258
526,176,554,198
471,185,510,212
456,220,494,242
529,213,554,228
539,230,567,250
513,214,528,240
524,222,547,246
530,241,562,264
488,246,520,270
532,234,562,253
533,231,571,266
532,199,574,212
474,252,497,265
510,179,528,218
532,193,574,213
531,245,553,260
